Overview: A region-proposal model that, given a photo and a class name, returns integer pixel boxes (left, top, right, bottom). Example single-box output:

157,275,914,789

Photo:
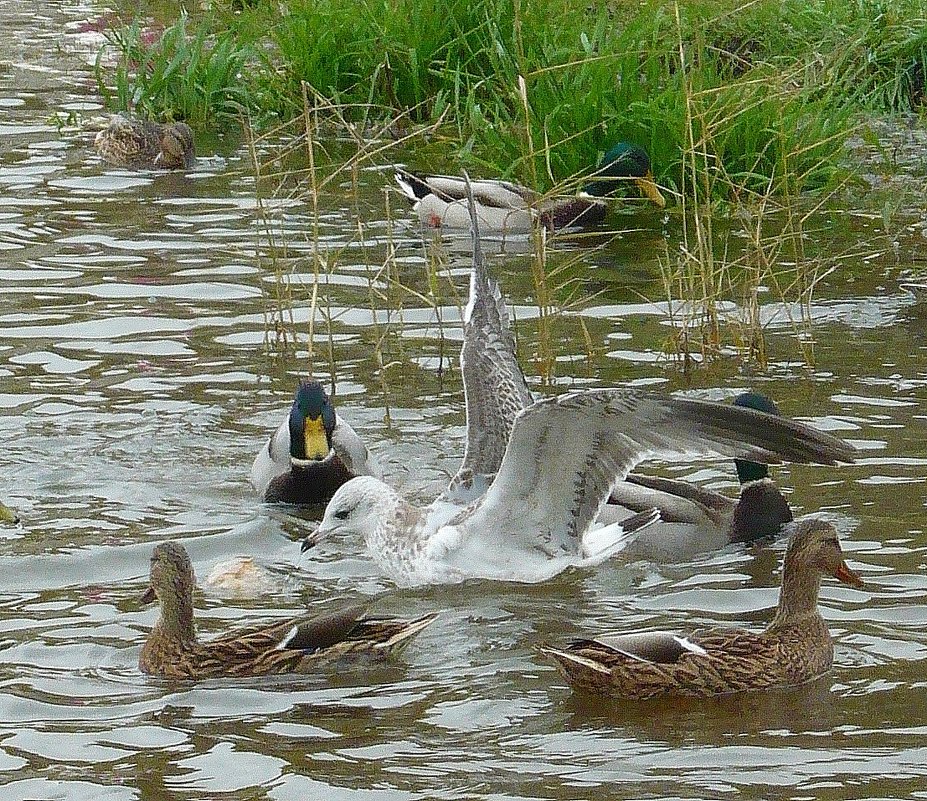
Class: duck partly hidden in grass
395,142,665,234
138,541,437,679
539,517,866,700
607,391,800,561
251,378,379,505
94,113,195,170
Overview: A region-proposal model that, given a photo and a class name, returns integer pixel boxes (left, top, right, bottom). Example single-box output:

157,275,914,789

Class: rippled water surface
2,4,927,800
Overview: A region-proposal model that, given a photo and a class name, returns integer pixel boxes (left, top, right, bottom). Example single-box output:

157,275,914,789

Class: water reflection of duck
608,392,796,561
395,143,665,233
251,378,378,505
539,518,865,699
560,674,837,738
138,541,438,679
94,114,195,170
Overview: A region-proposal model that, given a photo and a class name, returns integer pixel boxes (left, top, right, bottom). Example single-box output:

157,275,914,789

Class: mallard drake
0,500,19,524
94,114,195,170
395,143,665,233
251,378,379,505
139,541,437,679
607,392,795,561
539,518,864,700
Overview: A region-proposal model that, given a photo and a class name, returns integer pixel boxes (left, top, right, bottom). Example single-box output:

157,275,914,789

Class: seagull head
300,476,398,552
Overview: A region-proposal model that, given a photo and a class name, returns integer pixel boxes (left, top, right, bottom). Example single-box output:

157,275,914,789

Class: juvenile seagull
424,198,799,559
302,393,855,586
251,378,379,505
301,181,856,587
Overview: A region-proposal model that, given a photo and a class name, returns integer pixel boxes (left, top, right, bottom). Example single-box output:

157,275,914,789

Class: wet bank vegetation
96,0,927,373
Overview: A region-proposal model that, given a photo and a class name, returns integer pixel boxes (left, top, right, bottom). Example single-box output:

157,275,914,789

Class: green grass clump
96,15,254,127
97,0,927,199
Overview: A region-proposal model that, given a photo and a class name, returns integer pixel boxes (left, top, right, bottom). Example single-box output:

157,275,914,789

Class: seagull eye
334,509,350,520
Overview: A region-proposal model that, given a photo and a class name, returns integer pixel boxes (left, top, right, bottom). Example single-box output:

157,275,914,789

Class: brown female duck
539,518,865,699
95,114,195,170
139,541,437,679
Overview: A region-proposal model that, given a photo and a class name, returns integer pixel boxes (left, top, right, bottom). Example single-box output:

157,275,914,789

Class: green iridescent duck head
581,143,665,207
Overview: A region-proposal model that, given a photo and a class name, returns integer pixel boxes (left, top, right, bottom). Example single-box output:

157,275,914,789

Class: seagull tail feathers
579,507,660,566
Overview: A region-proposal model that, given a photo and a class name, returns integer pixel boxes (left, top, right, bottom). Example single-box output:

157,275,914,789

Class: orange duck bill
833,560,865,589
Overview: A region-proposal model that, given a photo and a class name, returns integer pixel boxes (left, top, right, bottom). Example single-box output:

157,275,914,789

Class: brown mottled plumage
539,518,865,699
139,541,437,679
95,114,195,170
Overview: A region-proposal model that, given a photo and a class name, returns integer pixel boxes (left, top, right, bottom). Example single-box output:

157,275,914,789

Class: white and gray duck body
395,143,665,234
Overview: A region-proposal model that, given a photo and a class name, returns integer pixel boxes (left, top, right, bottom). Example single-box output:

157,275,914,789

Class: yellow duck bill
303,416,330,461
634,172,666,208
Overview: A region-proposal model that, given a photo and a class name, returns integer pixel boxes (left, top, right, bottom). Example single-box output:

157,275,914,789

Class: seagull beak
141,586,156,604
300,525,329,553
303,417,330,461
634,172,666,208
833,560,865,589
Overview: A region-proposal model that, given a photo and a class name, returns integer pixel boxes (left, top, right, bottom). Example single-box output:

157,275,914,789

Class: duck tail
394,170,431,201
376,611,439,655
537,643,611,677
580,507,660,565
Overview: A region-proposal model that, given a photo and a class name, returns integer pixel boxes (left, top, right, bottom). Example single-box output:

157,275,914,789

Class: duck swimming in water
539,518,865,699
251,378,379,505
139,541,436,679
395,142,665,234
606,391,799,561
94,114,195,170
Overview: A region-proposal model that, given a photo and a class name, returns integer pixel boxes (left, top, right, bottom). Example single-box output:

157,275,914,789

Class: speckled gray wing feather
446,175,534,497
459,390,855,555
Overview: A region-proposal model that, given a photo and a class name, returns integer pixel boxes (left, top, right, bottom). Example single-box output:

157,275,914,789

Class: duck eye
334,509,350,520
